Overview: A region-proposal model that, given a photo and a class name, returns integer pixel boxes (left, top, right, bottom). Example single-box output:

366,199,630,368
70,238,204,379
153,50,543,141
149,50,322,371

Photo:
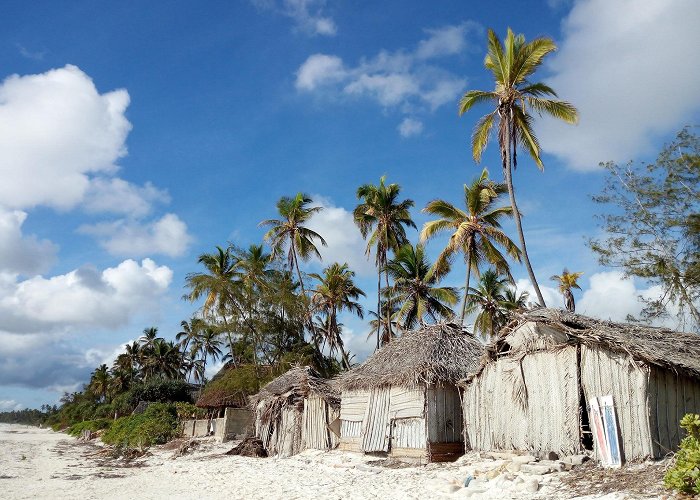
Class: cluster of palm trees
178,28,581,371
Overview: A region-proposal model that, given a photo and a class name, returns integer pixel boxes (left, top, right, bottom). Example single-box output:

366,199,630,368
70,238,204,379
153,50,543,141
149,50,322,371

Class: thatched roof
335,322,484,391
196,364,273,409
487,308,700,379
250,366,339,410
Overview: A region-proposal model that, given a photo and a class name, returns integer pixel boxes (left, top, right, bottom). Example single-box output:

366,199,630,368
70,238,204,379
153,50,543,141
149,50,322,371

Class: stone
524,478,540,493
560,454,589,466
520,464,555,475
512,455,537,464
506,461,522,473
545,451,559,460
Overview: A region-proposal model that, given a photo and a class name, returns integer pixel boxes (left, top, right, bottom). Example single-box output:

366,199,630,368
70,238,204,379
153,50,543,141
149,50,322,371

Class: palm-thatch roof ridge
250,365,340,410
335,322,484,391
487,308,700,379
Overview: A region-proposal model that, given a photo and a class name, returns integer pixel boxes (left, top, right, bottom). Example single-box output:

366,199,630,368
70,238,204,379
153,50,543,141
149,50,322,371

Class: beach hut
190,364,262,440
462,308,700,462
251,366,340,457
335,323,483,463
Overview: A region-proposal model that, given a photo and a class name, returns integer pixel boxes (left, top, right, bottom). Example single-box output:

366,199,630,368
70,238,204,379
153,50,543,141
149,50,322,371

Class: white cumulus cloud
0,208,57,276
539,0,700,170
79,213,192,258
306,196,376,277
82,178,170,217
0,399,22,411
398,117,424,137
295,22,479,133
0,65,131,210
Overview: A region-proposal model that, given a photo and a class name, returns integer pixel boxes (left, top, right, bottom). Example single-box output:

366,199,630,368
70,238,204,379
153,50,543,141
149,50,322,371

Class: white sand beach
0,424,666,499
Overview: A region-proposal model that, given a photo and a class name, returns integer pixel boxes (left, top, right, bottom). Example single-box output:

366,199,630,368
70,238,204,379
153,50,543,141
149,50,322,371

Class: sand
0,424,664,499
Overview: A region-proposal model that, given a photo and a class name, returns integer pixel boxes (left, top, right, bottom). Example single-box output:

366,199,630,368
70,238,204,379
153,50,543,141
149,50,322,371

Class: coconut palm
190,326,223,384
184,246,241,361
550,268,583,312
503,287,530,312
465,269,511,341
459,28,578,307
139,327,159,350
353,176,416,348
142,339,185,380
176,317,205,354
89,364,111,402
310,263,365,370
124,341,142,377
385,243,459,330
260,193,327,354
421,168,521,324
366,299,400,345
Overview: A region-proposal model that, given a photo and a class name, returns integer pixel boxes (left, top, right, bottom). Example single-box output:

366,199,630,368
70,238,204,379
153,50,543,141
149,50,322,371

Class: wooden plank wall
302,396,331,450
648,368,700,457
580,346,653,461
463,348,581,456
391,417,426,449
426,386,462,443
361,387,391,452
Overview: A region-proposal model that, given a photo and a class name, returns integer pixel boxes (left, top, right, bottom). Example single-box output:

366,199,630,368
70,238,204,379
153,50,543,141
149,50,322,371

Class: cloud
82,178,170,217
0,208,57,275
398,117,424,137
306,196,376,277
295,22,478,132
0,65,131,210
16,43,45,61
0,399,22,411
0,258,172,334
253,0,336,36
539,0,700,169
79,213,192,258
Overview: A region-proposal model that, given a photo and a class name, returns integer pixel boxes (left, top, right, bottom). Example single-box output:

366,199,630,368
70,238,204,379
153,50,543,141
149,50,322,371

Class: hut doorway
361,388,391,452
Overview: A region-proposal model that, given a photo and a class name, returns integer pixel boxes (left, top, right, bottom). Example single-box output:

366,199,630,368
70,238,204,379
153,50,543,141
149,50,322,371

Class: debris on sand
225,438,267,458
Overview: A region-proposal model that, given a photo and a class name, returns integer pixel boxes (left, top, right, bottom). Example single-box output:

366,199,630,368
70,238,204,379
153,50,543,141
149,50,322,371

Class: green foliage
127,379,194,406
101,403,178,449
67,419,112,437
173,402,206,420
590,127,700,330
665,414,700,494
197,364,271,408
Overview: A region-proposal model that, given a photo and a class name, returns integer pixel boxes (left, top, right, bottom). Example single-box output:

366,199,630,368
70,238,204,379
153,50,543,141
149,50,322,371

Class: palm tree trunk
503,119,546,307
376,269,381,350
384,263,392,342
460,257,472,324
291,243,322,357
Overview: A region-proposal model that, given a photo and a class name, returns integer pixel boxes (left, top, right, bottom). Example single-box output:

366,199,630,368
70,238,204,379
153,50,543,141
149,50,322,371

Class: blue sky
1,0,699,410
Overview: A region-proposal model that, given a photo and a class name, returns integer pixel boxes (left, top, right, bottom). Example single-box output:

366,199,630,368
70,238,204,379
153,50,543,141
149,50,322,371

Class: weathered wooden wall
301,395,339,450
580,346,653,461
267,406,302,457
463,347,581,456
361,388,391,452
648,368,700,458
339,389,368,451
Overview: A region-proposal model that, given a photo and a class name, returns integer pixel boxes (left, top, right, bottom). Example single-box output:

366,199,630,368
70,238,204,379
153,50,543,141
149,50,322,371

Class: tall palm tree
124,341,142,379
421,168,521,324
465,269,512,341
550,268,583,312
353,176,416,348
142,339,185,380
310,263,365,370
459,28,578,307
260,193,327,354
366,299,400,345
184,246,241,362
176,317,205,355
190,326,223,384
139,327,158,350
385,243,459,330
89,364,110,402
503,287,530,312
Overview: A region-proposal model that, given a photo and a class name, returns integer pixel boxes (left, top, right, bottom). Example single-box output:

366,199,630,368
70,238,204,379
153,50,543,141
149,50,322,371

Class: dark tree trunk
460,255,472,324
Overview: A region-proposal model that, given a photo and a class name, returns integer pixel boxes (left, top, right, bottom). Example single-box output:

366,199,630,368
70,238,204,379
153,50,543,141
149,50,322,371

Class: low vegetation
665,414,700,494
102,403,179,450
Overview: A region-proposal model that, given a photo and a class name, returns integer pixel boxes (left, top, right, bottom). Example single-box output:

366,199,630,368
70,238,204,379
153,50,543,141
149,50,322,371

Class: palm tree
176,317,205,354
190,326,223,385
366,299,400,345
310,263,365,370
465,269,511,341
550,268,583,312
89,364,110,402
353,176,416,348
139,327,158,350
142,339,185,380
459,28,578,307
421,168,521,324
503,287,530,312
124,341,142,379
184,246,240,362
260,193,327,354
385,243,459,330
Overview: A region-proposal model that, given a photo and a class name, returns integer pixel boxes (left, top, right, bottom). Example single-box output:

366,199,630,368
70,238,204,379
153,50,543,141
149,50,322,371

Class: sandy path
0,424,660,499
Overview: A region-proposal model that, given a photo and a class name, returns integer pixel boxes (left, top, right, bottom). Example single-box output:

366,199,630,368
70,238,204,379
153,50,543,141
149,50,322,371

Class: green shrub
665,413,700,494
101,403,178,449
174,402,206,420
67,419,111,437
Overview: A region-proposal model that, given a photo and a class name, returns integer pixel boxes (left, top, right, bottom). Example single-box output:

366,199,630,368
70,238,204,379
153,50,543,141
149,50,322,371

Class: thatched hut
251,366,340,457
462,308,700,462
335,323,483,463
